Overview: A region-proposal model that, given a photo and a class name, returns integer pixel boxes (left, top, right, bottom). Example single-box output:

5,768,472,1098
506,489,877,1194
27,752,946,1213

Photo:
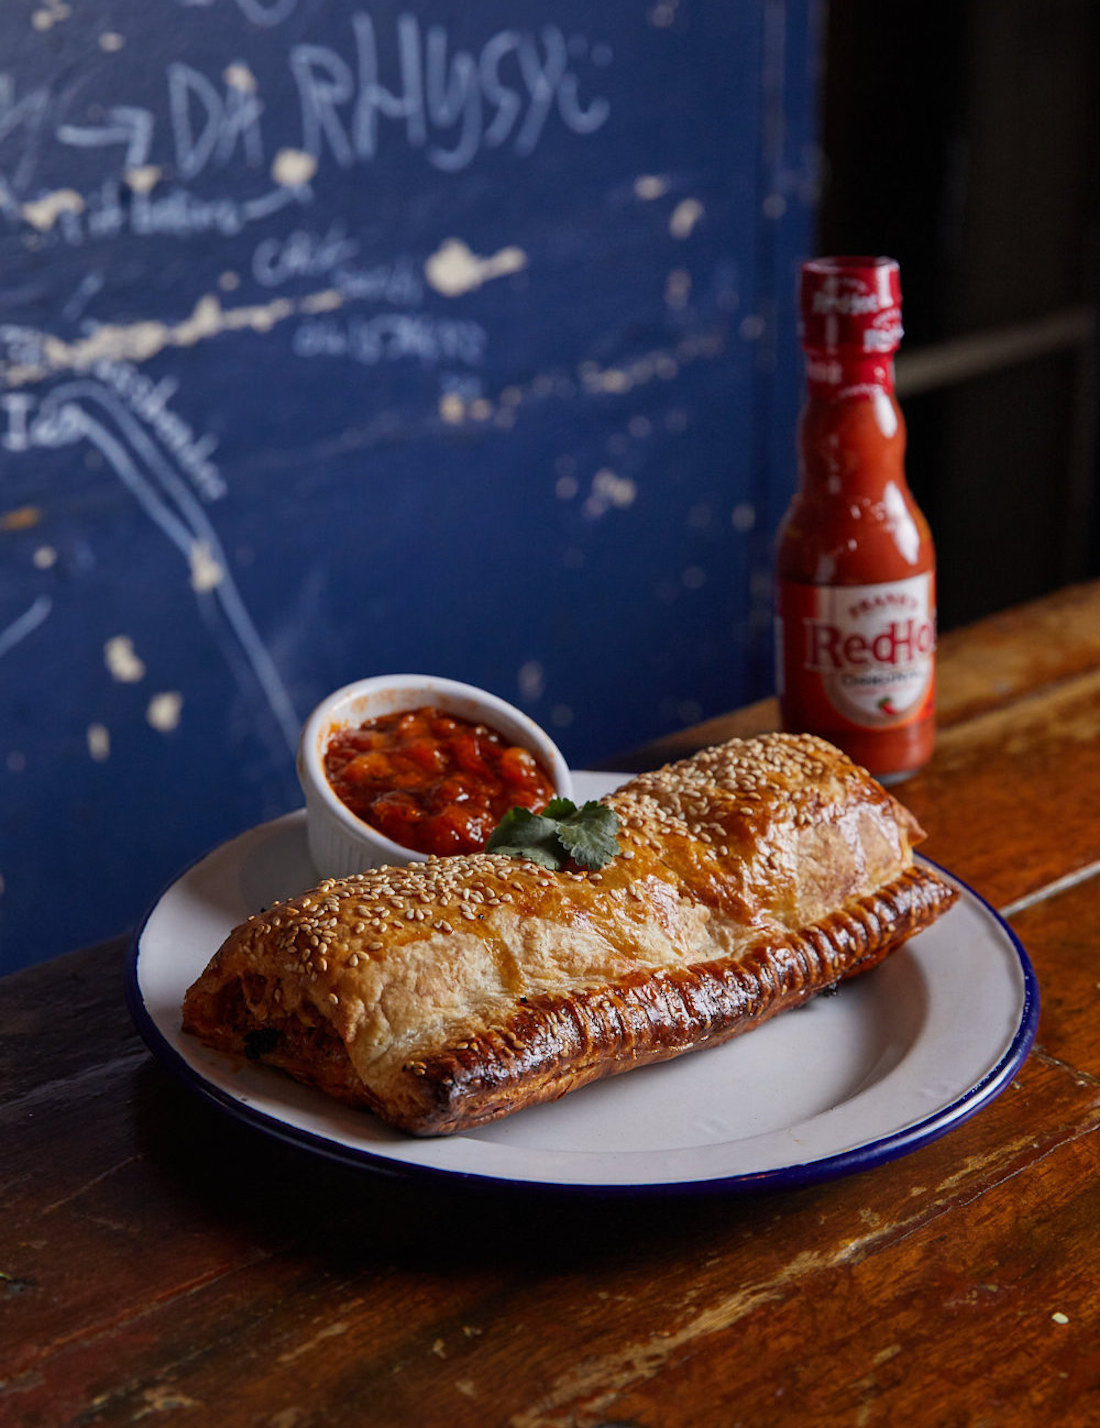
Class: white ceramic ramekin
296,674,574,879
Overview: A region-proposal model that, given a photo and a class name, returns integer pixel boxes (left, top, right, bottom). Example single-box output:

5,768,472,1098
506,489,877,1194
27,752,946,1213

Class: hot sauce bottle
774,256,936,783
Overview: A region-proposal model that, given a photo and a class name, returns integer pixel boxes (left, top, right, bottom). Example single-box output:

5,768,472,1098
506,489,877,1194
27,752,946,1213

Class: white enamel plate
127,773,1039,1195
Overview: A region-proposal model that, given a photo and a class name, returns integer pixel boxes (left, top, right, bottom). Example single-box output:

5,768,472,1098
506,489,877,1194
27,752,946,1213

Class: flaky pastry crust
182,733,958,1134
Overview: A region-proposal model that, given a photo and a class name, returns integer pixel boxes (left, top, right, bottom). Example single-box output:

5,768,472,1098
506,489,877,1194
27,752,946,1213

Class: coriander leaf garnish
553,800,622,869
486,799,621,871
484,807,568,869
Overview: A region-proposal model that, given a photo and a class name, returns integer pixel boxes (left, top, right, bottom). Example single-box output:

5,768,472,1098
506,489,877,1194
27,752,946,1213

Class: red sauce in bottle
323,705,556,856
775,256,936,783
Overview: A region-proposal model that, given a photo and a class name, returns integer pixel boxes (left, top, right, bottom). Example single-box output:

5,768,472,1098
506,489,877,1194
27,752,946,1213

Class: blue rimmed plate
126,772,1039,1195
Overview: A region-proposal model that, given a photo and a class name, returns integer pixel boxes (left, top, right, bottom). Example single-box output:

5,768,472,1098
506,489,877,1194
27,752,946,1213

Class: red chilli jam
323,705,556,857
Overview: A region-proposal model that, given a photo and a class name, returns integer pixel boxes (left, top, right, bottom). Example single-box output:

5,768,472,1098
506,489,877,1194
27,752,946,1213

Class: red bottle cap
799,256,903,356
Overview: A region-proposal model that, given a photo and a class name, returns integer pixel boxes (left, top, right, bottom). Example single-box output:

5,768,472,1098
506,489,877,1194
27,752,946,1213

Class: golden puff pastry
182,733,957,1135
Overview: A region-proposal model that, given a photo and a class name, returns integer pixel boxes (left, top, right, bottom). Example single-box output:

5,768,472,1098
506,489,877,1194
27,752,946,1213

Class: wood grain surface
3,581,1100,1428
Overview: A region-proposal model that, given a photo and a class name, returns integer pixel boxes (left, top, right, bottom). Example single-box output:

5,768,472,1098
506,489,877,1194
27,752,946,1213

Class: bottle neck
796,368,909,503
803,351,897,398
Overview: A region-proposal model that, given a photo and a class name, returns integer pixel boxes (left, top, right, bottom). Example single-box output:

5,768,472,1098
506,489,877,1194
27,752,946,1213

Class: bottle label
776,574,936,730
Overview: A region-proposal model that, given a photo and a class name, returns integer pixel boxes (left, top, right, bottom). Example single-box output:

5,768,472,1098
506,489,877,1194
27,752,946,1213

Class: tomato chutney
323,705,557,857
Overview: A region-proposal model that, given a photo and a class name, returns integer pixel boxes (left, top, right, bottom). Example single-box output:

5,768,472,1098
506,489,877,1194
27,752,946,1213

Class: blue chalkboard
0,0,817,972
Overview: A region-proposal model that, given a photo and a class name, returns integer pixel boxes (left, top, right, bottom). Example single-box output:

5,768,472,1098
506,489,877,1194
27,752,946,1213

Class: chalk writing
89,360,225,500
252,222,355,284
27,178,306,248
293,311,486,368
62,273,106,322
57,106,155,172
170,0,301,26
251,224,424,304
3,361,224,504
1,15,612,212
290,16,612,174
169,62,266,179
1,378,298,754
0,596,52,663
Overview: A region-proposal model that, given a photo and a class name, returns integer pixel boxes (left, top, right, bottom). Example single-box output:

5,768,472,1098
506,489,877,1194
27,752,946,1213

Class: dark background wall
0,0,816,972
2,0,1097,976
819,0,1100,630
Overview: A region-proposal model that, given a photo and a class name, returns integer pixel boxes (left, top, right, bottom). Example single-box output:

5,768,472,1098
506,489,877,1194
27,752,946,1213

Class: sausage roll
182,733,957,1135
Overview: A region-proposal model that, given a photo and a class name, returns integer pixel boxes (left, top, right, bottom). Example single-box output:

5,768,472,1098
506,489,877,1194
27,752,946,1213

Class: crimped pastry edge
393,862,957,1133
190,861,957,1136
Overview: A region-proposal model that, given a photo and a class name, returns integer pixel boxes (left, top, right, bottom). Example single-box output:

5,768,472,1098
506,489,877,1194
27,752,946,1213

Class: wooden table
4,580,1100,1427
